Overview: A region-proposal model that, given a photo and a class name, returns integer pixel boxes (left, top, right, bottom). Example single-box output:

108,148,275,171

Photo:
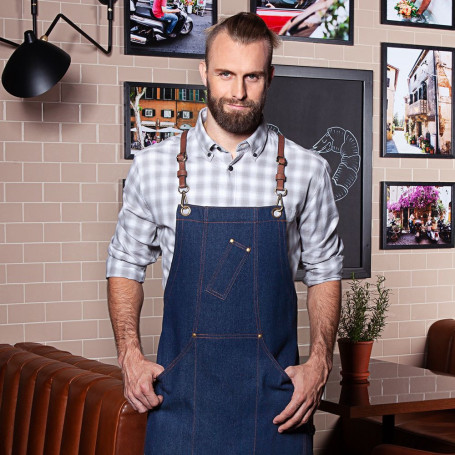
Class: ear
199,60,208,87
267,65,275,87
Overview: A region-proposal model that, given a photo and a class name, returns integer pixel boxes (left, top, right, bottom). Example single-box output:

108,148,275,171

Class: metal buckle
272,189,287,218
276,156,287,166
179,186,191,216
272,188,288,218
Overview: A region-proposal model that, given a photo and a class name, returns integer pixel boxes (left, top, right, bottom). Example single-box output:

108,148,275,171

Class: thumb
284,365,296,378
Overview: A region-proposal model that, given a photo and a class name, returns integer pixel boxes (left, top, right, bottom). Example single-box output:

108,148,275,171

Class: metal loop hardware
179,186,191,216
272,189,287,218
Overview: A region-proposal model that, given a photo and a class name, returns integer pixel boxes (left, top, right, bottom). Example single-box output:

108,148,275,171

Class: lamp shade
2,30,71,98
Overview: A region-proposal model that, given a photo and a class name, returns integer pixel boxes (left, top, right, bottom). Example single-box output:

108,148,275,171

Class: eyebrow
213,68,267,77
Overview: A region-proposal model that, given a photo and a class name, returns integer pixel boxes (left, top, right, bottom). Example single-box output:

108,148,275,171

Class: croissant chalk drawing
313,127,360,201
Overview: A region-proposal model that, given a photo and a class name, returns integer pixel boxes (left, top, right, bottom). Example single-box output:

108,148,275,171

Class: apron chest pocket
206,239,251,300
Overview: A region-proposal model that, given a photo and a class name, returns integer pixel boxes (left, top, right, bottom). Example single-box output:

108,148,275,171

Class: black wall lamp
0,0,117,98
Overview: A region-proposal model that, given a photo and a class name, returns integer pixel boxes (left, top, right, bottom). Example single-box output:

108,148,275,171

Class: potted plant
337,275,391,383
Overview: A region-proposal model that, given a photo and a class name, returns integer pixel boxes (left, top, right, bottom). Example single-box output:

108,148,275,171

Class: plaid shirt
107,108,343,288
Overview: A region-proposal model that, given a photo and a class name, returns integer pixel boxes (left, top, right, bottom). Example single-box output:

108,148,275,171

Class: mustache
219,98,257,108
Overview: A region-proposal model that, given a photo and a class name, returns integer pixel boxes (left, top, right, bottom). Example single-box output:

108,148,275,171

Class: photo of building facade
128,84,206,157
385,45,452,156
404,49,452,154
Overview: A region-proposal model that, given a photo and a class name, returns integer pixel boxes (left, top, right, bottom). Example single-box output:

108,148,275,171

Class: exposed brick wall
1,0,455,451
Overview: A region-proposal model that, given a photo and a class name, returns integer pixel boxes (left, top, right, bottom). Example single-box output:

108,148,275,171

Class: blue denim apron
145,132,313,454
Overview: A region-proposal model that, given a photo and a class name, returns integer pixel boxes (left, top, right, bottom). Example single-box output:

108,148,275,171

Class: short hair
205,12,280,71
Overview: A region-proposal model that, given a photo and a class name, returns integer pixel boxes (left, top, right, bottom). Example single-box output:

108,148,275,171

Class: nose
232,77,246,100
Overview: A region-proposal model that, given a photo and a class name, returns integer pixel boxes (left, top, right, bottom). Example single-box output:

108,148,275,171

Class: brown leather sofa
344,319,455,455
372,445,455,455
0,342,146,455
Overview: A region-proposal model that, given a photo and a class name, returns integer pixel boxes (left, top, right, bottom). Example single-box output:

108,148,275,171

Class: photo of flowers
382,43,454,158
381,0,454,29
124,81,206,159
381,182,454,249
250,0,353,45
124,0,218,58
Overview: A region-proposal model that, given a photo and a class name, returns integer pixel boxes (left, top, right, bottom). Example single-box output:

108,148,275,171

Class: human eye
246,73,261,81
218,71,232,79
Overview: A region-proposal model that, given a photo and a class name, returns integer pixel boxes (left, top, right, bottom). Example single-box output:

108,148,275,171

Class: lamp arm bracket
44,2,114,55
0,37,20,49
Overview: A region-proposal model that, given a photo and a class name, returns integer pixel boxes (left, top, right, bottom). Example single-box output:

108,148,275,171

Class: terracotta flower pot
337,339,373,384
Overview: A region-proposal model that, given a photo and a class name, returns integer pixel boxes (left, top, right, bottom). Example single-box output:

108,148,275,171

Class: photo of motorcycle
426,219,439,243
386,220,401,242
414,219,423,243
130,0,193,46
438,219,452,243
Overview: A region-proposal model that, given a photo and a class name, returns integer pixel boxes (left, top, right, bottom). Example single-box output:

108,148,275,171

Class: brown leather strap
177,130,287,194
275,134,286,192
177,130,189,189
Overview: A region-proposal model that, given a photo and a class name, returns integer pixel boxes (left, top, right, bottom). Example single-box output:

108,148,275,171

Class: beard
206,81,266,135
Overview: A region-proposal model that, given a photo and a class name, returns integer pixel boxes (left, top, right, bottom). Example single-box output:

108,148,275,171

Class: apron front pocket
205,239,251,300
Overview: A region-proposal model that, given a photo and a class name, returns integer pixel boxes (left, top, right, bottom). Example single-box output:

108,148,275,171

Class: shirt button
228,165,233,171
207,152,212,157
253,152,258,157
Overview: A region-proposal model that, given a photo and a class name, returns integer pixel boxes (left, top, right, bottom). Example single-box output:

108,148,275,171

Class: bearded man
107,11,343,455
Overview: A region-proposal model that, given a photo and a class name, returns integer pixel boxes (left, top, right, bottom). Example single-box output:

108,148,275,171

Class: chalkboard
264,65,373,279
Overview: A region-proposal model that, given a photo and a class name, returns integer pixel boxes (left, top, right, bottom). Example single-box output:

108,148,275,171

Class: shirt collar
193,107,269,161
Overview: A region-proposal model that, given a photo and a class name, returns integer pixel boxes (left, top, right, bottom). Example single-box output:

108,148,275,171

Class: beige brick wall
1,0,455,451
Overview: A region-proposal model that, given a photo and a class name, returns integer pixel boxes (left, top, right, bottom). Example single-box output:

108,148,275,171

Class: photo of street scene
383,44,453,158
251,0,352,44
382,0,454,29
125,0,216,57
383,183,454,249
125,82,206,159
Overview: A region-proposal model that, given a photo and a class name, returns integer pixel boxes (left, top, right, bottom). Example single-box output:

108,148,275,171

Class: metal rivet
230,238,234,243
246,247,251,253
258,334,262,338
192,333,197,338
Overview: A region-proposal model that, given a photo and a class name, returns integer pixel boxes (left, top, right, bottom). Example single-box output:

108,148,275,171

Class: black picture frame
249,0,353,45
381,0,455,30
124,81,206,159
264,65,373,279
381,43,455,159
124,0,217,58
381,182,454,249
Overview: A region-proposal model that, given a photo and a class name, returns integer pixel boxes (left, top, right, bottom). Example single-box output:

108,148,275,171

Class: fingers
125,384,163,413
123,362,166,413
273,365,321,432
124,379,157,412
274,396,318,432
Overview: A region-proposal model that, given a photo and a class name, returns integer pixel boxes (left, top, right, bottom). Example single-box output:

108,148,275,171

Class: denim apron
145,132,313,454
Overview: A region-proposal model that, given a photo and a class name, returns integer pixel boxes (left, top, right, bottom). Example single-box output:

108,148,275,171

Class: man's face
200,33,274,136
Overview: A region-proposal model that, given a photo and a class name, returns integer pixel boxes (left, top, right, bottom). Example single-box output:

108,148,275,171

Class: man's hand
120,349,165,413
273,355,331,432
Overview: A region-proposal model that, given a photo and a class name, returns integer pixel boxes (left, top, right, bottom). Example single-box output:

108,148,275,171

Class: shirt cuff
106,255,147,283
301,254,344,287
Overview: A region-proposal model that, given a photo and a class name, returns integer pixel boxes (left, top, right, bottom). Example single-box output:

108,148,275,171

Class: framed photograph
382,43,454,158
381,0,455,30
263,65,373,279
124,0,217,58
250,0,353,45
124,81,206,159
381,182,454,249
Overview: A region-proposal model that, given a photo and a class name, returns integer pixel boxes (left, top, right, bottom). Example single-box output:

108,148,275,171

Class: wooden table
318,356,455,444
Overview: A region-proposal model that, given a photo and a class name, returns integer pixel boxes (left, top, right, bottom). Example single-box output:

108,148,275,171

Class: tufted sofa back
0,343,146,455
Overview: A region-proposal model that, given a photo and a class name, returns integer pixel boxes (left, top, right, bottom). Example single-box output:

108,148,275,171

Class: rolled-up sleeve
298,160,343,287
106,158,161,283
